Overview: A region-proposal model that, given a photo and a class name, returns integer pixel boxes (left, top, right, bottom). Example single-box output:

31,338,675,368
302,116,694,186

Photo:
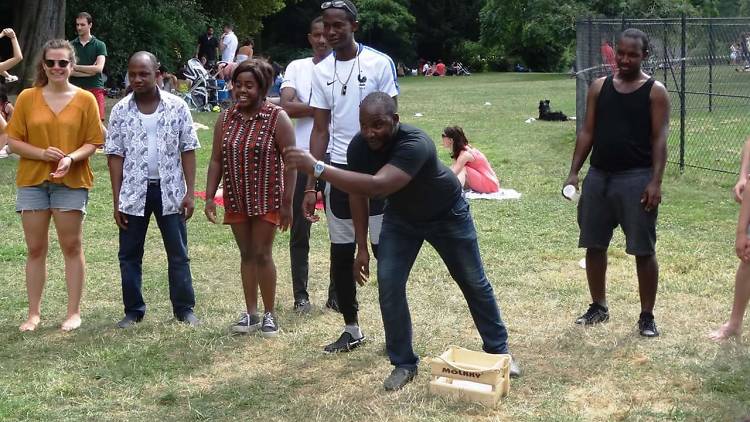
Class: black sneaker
383,367,418,391
116,314,142,329
294,299,312,314
231,312,261,334
575,303,610,325
177,312,201,327
638,315,659,337
323,331,366,353
260,312,279,338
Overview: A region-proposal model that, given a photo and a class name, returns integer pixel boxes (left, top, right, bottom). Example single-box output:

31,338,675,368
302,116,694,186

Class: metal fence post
587,15,593,79
708,18,714,112
680,14,687,173
662,22,672,89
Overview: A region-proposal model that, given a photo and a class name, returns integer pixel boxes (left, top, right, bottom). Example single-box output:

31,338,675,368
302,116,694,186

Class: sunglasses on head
321,1,356,17
44,59,70,68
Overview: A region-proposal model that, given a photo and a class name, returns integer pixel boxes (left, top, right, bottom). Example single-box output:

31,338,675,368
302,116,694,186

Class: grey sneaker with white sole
231,312,261,334
260,312,279,338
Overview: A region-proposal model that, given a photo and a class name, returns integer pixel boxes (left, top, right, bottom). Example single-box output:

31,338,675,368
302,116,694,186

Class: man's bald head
359,92,400,151
360,92,397,118
128,51,159,95
129,51,159,70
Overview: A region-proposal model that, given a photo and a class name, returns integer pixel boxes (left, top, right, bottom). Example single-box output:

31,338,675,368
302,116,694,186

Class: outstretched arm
285,147,412,199
0,29,22,73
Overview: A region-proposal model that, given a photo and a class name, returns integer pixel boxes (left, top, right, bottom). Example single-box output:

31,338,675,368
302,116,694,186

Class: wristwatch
313,160,325,178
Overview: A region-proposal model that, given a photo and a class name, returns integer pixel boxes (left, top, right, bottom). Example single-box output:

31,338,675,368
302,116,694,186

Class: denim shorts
577,167,657,256
16,182,89,214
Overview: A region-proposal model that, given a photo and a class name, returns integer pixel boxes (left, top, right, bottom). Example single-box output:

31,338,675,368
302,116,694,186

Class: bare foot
709,322,741,341
61,314,81,332
19,315,41,332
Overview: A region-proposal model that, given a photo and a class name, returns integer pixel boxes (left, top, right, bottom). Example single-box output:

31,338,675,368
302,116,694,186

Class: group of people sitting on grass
420,60,470,77
2,1,750,393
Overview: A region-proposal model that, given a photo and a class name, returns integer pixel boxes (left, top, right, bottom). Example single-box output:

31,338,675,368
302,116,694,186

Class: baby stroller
181,58,228,111
454,62,471,76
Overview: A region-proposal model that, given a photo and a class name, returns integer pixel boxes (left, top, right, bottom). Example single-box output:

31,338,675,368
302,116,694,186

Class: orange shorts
223,210,280,226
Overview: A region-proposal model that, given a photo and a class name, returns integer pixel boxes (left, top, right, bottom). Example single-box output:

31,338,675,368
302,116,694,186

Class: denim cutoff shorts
16,182,89,214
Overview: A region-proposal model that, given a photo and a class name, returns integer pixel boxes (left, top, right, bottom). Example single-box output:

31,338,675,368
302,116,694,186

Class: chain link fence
576,17,750,177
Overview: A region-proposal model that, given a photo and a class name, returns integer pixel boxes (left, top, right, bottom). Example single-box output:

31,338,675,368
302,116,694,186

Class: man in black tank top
564,29,670,337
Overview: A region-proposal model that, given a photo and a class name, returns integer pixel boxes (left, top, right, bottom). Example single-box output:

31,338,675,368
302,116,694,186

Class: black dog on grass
538,100,568,121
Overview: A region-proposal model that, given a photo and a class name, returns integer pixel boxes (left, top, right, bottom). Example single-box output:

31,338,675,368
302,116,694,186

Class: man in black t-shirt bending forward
284,92,520,391
564,29,670,337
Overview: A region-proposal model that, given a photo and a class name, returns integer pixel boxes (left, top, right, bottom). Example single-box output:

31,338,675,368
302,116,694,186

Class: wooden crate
428,346,511,407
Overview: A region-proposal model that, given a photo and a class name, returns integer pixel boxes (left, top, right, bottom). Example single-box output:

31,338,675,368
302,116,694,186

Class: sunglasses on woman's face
44,59,70,68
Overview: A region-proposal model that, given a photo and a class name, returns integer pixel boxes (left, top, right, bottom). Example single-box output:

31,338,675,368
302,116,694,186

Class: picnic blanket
463,188,522,200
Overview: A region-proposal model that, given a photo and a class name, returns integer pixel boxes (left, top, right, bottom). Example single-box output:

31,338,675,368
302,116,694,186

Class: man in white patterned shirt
105,51,200,328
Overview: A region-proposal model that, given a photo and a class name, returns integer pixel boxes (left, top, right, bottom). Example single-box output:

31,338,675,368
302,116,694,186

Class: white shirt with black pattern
105,91,200,217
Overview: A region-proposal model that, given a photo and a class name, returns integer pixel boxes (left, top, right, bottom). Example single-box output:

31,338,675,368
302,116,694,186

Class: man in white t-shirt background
280,16,332,315
302,0,399,354
220,23,238,63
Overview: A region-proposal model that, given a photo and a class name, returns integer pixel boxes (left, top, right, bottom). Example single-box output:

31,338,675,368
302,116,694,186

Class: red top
600,42,617,71
221,101,284,216
435,63,446,76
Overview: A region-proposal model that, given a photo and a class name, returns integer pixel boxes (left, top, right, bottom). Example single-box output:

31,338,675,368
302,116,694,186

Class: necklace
333,46,359,96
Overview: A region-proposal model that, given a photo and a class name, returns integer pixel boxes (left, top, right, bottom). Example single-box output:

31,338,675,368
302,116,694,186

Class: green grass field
0,73,749,421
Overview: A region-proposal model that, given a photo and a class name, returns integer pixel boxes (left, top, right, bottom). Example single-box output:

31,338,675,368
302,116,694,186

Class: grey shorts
16,182,89,214
577,167,657,256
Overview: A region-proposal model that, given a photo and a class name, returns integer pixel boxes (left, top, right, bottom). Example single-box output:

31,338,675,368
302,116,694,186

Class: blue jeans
377,197,509,370
119,183,195,319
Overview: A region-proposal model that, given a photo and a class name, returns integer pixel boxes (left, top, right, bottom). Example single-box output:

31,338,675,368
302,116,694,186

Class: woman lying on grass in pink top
442,126,500,193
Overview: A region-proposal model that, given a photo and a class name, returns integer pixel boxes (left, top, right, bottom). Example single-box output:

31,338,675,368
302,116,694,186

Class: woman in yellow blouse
6,39,104,332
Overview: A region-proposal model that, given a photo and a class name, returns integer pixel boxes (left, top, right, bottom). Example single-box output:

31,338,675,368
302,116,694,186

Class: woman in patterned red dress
205,59,296,337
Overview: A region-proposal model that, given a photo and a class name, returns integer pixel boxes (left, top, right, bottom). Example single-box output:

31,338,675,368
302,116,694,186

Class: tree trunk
12,0,66,89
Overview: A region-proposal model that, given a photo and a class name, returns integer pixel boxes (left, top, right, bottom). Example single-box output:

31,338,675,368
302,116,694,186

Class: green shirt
70,35,107,89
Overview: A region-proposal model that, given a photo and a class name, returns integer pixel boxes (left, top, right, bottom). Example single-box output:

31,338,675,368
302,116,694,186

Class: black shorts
577,167,658,256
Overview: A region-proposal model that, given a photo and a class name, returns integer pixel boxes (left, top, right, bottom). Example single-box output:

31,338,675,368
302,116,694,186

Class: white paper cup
562,184,579,201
